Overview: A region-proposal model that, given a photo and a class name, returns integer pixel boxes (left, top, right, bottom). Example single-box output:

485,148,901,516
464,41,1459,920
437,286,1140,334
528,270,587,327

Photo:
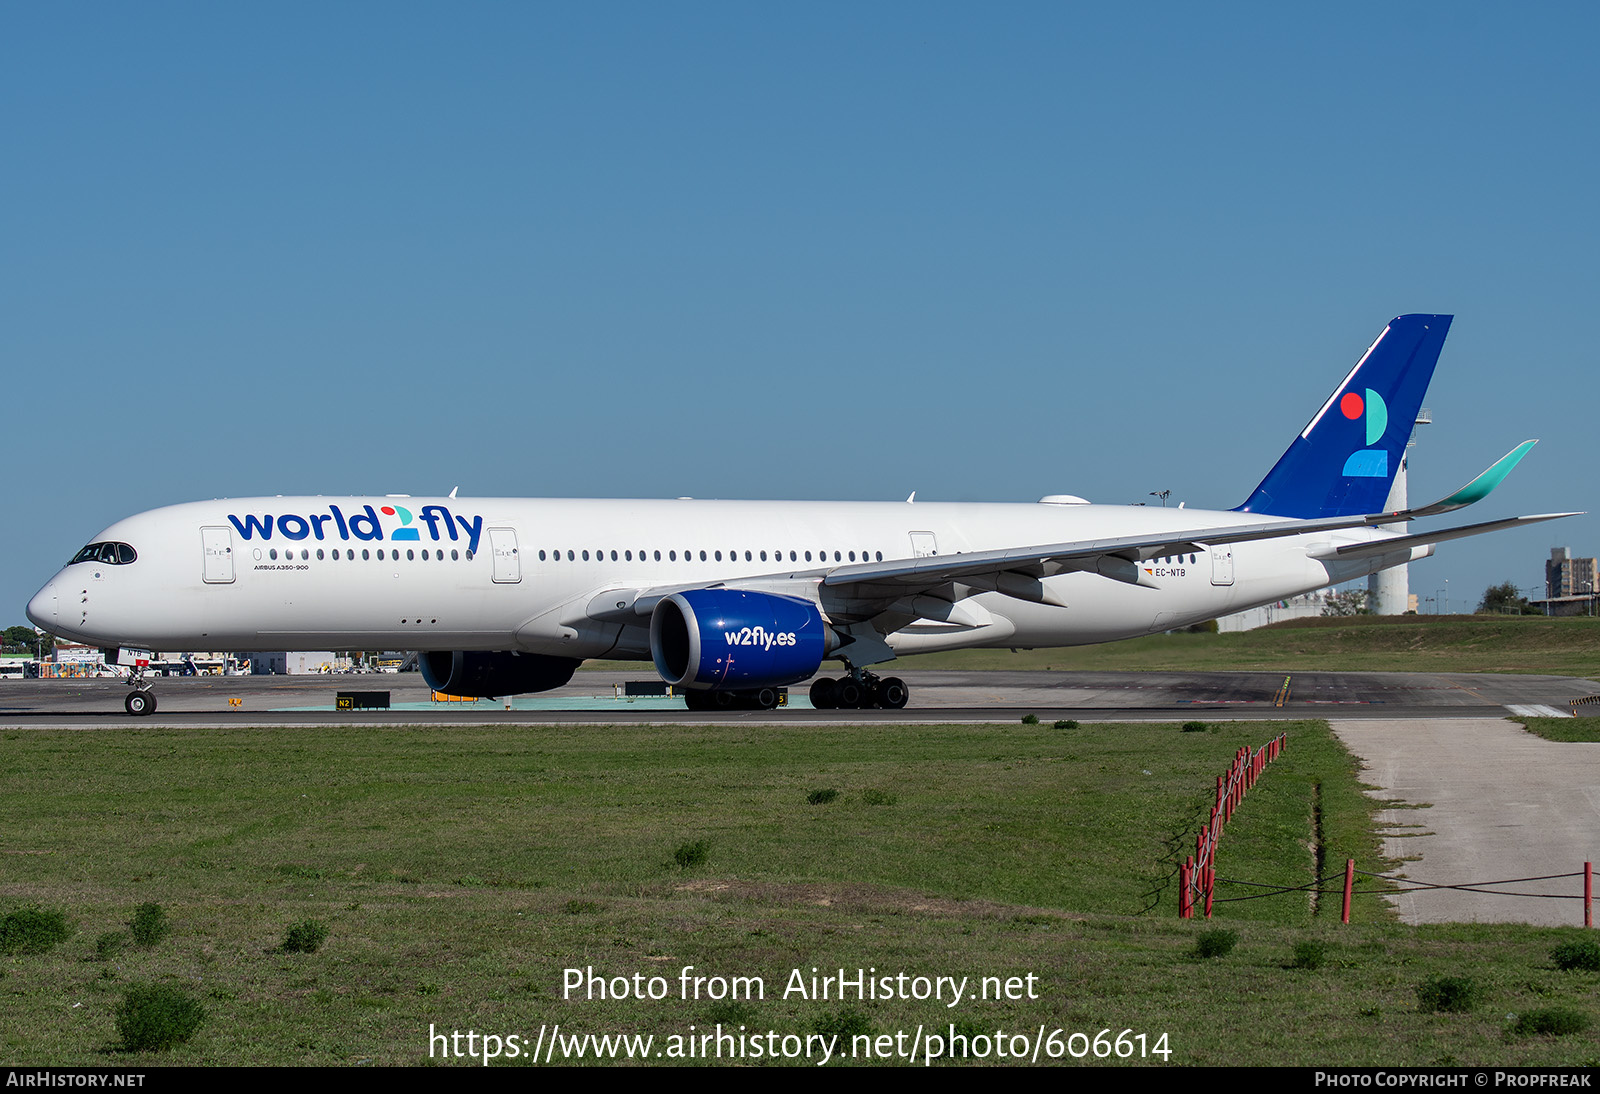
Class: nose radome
26,580,58,630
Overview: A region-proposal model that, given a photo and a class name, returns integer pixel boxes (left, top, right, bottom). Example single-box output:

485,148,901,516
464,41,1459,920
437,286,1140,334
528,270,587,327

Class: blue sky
5,3,1595,624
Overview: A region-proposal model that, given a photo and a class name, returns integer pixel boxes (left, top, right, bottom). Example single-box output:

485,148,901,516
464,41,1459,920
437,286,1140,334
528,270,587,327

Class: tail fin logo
1339,388,1389,477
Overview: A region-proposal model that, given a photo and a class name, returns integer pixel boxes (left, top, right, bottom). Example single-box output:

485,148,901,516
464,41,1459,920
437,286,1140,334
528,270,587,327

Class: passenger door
489,527,521,583
201,527,235,584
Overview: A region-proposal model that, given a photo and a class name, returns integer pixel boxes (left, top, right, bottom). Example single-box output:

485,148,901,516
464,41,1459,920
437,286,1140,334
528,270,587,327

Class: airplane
26,314,1575,716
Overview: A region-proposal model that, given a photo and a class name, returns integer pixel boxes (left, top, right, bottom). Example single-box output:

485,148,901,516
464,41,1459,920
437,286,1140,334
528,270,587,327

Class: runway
0,667,1590,726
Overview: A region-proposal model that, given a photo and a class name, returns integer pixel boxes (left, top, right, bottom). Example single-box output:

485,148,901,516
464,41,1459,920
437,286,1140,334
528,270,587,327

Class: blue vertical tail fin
1235,314,1452,518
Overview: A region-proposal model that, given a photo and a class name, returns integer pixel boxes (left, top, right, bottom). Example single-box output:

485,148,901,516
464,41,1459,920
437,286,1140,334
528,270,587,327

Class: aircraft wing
586,441,1566,625
581,510,1393,623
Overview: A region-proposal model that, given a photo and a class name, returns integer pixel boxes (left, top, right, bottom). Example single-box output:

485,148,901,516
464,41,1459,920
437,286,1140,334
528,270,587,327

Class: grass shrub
673,840,710,869
1550,938,1600,972
96,931,128,960
806,788,839,805
1507,1008,1589,1038
1182,721,1209,733
280,919,329,954
1291,940,1327,970
0,907,74,955
1021,714,1039,725
812,1007,872,1040
129,903,170,948
1416,976,1480,1013
861,789,896,805
1054,719,1079,729
115,984,206,1051
1193,929,1237,958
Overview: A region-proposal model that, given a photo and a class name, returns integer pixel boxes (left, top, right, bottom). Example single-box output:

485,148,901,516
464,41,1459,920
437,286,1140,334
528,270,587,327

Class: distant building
1528,594,1597,618
1546,547,1599,599
246,651,338,675
1217,592,1329,633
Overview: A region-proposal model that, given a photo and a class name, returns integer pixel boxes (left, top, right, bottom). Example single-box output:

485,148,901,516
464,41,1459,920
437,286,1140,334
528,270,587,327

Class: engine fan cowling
419,650,580,697
650,589,828,690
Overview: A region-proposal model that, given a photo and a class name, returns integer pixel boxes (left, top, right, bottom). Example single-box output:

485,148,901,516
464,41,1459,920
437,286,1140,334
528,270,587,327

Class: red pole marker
1585,861,1592,929
1342,859,1355,924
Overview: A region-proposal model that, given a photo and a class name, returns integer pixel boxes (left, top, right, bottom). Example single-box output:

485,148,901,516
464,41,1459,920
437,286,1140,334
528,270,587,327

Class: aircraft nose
26,578,59,631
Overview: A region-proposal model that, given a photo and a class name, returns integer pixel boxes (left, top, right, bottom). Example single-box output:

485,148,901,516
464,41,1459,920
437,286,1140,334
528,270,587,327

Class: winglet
1394,440,1538,520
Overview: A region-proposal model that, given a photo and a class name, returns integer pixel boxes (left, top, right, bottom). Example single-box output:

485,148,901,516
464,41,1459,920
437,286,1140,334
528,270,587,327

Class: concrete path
1331,718,1600,927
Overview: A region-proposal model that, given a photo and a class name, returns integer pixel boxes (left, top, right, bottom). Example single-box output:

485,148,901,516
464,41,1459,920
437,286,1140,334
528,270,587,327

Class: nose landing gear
124,664,157,716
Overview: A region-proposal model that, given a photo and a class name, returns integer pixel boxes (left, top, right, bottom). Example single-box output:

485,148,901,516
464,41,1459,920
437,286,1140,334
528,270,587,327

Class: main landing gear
679,671,910,712
124,665,157,716
682,686,784,712
808,671,908,710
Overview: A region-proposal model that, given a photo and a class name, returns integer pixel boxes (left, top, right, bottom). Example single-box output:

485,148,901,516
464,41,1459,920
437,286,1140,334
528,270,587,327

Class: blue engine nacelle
650,589,829,690
419,650,581,697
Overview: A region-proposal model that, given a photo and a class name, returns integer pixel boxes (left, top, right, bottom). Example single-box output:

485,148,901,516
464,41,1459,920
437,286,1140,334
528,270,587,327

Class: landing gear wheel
809,677,839,710
753,687,780,710
877,677,909,709
683,690,715,712
125,690,157,717
835,678,865,709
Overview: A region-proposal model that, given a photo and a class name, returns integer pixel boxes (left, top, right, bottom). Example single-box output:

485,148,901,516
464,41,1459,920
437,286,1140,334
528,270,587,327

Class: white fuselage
27,494,1419,663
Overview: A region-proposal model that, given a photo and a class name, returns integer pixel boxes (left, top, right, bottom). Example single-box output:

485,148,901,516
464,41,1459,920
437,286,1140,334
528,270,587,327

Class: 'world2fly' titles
226,503,484,555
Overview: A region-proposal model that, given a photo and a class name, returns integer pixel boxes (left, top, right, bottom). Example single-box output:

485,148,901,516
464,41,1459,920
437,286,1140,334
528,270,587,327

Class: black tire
753,687,780,710
878,677,909,709
683,690,714,712
835,679,864,709
125,690,156,717
809,677,838,710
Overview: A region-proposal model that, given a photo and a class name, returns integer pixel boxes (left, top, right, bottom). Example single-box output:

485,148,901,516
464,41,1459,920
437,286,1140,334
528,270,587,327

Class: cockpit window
70,541,137,566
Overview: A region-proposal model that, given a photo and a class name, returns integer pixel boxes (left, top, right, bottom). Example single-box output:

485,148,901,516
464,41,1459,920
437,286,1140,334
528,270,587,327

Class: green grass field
1512,716,1600,743
3,719,1596,1066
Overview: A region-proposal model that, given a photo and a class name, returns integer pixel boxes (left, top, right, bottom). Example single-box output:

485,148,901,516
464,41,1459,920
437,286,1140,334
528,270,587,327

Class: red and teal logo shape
1339,388,1389,477
382,504,421,540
